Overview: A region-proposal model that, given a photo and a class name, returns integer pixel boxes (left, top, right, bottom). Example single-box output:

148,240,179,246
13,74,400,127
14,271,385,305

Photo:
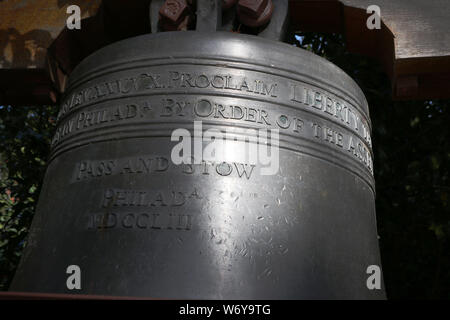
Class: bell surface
10,32,385,299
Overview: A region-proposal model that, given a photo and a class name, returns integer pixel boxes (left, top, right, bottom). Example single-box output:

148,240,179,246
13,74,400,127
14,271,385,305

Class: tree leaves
0,105,57,290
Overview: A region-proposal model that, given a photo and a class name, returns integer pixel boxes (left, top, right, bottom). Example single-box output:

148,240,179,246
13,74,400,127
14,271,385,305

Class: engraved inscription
57,71,278,121
52,102,153,145
57,67,369,147
193,98,271,125
74,156,257,182
84,186,262,232
87,211,192,231
291,85,372,147
54,65,374,175
167,72,278,97
55,95,373,173
102,188,202,208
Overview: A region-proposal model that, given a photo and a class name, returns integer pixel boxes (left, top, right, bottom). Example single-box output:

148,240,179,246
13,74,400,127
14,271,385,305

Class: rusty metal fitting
237,0,274,28
223,0,238,10
159,0,192,31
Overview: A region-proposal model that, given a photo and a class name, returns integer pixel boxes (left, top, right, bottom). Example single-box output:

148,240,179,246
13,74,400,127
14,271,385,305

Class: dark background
0,31,449,299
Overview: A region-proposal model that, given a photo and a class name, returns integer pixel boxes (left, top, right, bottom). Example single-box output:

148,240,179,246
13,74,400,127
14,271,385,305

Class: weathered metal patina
10,31,384,299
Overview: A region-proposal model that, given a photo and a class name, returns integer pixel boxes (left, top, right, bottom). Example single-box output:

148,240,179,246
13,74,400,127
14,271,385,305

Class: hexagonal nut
237,0,268,19
237,0,273,28
159,0,189,24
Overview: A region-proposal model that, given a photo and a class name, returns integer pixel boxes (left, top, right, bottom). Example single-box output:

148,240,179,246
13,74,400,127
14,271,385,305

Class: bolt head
159,0,189,24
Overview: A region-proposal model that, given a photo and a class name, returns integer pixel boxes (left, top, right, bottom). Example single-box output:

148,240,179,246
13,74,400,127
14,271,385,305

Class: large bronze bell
10,30,385,299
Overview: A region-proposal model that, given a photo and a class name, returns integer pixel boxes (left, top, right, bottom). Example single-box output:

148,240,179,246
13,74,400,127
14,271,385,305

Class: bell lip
67,31,370,124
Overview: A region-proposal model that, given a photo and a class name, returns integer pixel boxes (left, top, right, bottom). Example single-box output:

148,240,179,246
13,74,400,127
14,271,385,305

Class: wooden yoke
0,0,449,104
290,0,450,100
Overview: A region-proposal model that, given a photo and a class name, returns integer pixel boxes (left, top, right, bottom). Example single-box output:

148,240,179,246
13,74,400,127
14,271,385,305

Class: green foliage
0,105,58,290
294,32,450,299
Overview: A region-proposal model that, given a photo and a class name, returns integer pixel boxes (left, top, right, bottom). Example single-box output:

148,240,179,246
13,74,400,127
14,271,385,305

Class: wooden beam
0,0,103,104
289,0,450,100
1,0,450,104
